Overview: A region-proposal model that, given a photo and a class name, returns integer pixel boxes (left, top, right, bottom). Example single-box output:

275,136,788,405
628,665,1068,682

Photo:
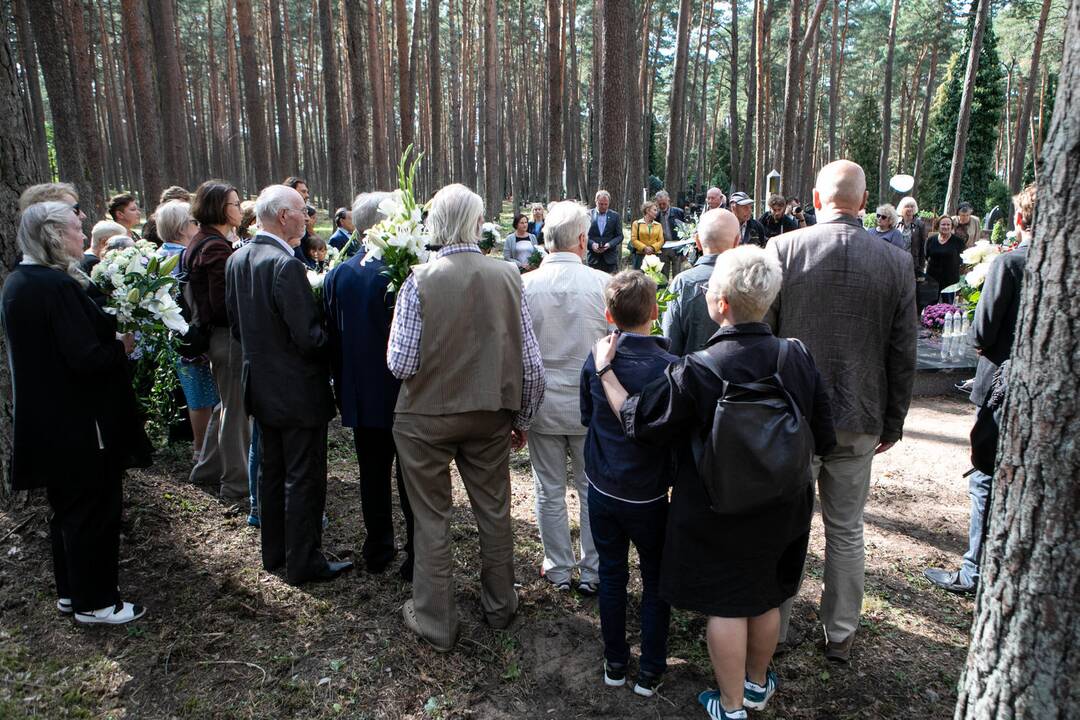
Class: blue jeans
587,485,670,675
248,421,261,517
960,469,992,585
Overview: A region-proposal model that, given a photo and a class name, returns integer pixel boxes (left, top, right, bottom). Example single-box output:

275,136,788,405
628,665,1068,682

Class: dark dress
925,234,966,290
620,323,836,617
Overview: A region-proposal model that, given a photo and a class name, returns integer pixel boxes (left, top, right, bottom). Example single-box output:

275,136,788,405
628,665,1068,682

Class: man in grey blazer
765,160,916,662
225,184,353,586
586,190,623,273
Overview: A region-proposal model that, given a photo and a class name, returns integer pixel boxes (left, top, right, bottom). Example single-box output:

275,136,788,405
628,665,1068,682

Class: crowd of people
1,155,1031,719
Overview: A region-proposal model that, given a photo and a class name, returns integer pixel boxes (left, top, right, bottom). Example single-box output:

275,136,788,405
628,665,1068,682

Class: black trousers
47,453,122,612
352,427,415,571
259,423,329,585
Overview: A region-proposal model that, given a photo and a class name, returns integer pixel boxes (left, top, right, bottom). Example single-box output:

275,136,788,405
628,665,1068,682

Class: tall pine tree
846,94,882,202
918,10,1005,214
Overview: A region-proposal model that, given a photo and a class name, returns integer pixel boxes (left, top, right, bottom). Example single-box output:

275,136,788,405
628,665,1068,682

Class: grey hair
595,190,611,202
255,184,301,225
155,200,192,244
654,190,671,201
543,201,590,252
876,203,898,226
17,202,85,284
427,184,483,246
352,191,393,236
708,244,783,323
106,235,134,250
91,220,126,249
897,196,918,214
18,183,78,211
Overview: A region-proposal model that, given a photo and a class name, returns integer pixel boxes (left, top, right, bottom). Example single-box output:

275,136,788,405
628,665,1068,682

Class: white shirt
522,252,612,435
259,230,295,256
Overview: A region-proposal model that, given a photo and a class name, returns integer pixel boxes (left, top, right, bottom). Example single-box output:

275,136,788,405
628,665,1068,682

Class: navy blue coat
323,252,401,429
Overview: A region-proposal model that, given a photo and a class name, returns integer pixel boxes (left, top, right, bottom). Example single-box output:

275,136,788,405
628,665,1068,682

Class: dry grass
0,396,976,719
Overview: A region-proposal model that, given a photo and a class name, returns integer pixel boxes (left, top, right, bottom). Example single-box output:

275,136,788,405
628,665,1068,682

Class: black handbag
691,339,816,515
176,245,212,359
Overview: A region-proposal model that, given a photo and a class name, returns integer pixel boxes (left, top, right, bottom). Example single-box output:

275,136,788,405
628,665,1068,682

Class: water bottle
940,311,953,361
945,311,958,362
952,312,967,361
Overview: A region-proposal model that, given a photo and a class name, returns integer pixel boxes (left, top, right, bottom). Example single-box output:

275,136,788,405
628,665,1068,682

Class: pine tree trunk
741,0,758,191
664,0,691,201
315,0,347,205
235,0,272,189
954,2,1080,713
223,0,243,189
345,0,371,190
394,0,414,153
0,16,38,491
26,0,88,203
269,0,296,176
778,0,801,195
943,0,987,214
877,0,900,204
366,0,390,188
428,0,445,186
912,44,937,191
600,0,630,214
546,0,564,198
483,0,500,216
728,0,741,191
147,0,188,189
12,0,49,180
1008,0,1052,194
826,0,840,161
566,0,583,199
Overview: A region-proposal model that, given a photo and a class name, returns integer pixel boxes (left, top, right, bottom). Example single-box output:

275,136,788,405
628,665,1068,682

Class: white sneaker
74,601,147,625
57,598,73,614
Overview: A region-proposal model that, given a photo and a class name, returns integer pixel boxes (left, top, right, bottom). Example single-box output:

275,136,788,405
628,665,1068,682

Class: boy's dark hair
108,192,136,219
191,180,237,226
605,270,657,328
306,235,327,254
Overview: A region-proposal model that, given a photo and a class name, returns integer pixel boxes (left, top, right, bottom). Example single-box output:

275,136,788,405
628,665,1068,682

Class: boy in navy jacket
580,270,677,697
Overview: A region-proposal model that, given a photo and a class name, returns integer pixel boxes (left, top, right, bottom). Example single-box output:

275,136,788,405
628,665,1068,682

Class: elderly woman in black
1,202,150,625
592,245,835,719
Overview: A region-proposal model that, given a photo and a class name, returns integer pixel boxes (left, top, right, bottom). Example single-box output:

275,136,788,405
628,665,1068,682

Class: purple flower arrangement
921,303,957,329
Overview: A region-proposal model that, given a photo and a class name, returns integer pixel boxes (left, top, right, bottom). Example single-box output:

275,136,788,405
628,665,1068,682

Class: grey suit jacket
225,235,335,428
765,215,917,442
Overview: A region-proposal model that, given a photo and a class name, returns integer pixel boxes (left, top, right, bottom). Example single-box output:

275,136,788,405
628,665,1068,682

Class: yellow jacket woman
631,202,664,269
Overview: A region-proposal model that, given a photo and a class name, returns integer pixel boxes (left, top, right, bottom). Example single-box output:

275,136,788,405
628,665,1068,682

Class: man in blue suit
324,203,415,581
587,190,623,274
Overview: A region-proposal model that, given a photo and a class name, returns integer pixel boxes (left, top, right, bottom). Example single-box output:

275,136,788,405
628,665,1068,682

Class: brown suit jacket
764,215,917,442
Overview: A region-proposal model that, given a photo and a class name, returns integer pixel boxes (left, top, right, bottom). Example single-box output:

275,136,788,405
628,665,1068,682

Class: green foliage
918,11,1006,214
846,95,882,199
991,220,1006,244
1024,72,1057,186
648,115,665,180
985,177,1011,217
708,126,732,190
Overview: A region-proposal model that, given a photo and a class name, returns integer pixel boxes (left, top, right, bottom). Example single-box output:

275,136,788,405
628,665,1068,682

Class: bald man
764,160,916,663
660,208,741,354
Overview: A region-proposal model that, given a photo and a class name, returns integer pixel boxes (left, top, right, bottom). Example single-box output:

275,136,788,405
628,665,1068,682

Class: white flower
158,303,189,334
481,222,497,233
377,191,405,219
965,261,991,288
961,240,1000,265
641,254,663,272
307,270,325,289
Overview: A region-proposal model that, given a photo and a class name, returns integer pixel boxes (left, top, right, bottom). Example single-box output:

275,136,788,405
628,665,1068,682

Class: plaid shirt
387,243,546,431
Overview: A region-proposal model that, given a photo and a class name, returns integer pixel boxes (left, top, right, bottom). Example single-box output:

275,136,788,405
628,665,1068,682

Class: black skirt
659,459,814,618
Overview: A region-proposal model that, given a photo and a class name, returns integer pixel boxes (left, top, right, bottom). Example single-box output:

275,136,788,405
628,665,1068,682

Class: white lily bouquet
479,222,499,253
942,231,1019,314
90,239,189,440
640,254,675,336
362,147,430,297
90,240,188,335
306,244,344,299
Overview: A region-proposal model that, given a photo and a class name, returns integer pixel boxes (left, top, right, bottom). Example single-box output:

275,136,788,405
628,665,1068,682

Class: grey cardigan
503,232,541,264
765,215,917,442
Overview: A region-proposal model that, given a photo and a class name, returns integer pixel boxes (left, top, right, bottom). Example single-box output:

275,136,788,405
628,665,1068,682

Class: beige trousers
393,410,519,649
189,327,250,499
780,430,879,644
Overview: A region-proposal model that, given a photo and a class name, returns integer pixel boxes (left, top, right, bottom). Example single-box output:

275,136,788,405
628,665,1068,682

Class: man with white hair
389,183,546,652
704,187,727,211
586,190,623,273
655,190,687,276
225,184,353,586
661,208,741,354
80,220,127,274
522,201,611,595
765,160,916,663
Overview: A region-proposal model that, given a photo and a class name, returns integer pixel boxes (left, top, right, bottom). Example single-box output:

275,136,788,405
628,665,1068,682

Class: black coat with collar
225,235,335,428
970,244,1028,406
1,265,151,490
586,209,623,270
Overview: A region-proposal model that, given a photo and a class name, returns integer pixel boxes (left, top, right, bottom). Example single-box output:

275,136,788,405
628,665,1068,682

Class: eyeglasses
71,203,80,214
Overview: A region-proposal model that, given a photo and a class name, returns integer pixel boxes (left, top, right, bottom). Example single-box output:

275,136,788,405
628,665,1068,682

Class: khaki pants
528,432,597,585
190,327,251,499
393,410,519,649
780,430,878,644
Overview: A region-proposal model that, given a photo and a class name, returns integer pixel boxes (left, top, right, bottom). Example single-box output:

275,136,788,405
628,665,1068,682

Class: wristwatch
596,364,614,378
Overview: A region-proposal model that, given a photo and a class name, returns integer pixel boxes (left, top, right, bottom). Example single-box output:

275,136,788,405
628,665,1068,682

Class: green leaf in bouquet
146,255,160,275
158,253,180,276
940,282,962,294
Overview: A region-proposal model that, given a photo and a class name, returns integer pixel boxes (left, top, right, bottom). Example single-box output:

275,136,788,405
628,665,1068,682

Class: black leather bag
692,339,816,515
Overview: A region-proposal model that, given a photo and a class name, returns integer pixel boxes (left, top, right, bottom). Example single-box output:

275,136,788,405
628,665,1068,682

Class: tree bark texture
546,0,564,198
877,0,900,204
954,2,1080,715
428,0,445,187
317,0,348,206
269,0,296,176
1008,0,1053,194
664,0,691,201
12,0,49,180
237,0,272,189
944,0,987,215
366,0,390,189
149,0,188,189
600,0,630,214
483,0,500,215
62,0,105,216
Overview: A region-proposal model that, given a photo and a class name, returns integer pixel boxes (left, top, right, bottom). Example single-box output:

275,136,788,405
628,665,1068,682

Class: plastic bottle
941,311,953,360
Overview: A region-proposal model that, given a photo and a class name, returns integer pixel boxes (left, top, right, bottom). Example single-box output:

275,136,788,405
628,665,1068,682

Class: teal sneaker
698,690,748,719
743,669,778,710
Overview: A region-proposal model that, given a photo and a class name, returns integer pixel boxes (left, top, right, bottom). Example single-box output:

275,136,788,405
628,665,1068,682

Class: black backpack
175,243,212,358
691,339,816,515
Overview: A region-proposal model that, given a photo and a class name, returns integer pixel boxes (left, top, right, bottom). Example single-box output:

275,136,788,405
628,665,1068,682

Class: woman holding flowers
156,200,220,464
630,201,664,270
503,213,543,270
1,202,150,625
926,216,966,303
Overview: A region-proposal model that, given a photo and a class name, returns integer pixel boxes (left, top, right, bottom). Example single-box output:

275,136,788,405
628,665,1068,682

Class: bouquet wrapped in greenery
640,254,675,335
362,146,430,296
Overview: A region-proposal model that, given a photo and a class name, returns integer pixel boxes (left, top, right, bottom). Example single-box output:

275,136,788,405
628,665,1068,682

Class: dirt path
0,395,978,719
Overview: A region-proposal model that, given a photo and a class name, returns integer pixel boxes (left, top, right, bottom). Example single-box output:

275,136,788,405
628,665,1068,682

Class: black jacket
586,209,623,270
970,244,1028,406
225,235,335,428
1,265,151,490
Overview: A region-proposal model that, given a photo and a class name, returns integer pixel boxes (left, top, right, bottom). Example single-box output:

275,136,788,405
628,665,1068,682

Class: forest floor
0,394,978,720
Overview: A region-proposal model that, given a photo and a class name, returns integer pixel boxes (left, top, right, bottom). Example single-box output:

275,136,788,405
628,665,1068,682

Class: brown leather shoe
824,634,855,663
